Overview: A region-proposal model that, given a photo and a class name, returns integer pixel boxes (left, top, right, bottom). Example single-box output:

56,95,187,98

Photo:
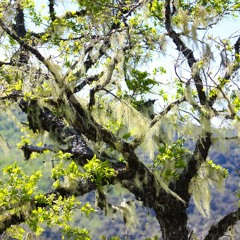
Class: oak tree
0,0,240,239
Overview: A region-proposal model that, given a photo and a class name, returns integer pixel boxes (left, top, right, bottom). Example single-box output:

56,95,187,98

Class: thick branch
0,61,12,66
0,20,45,62
12,3,29,64
19,96,164,211
48,0,56,22
173,132,212,201
0,20,64,84
163,0,213,203
19,99,94,164
0,90,22,101
13,5,26,38
21,144,55,160
204,208,240,240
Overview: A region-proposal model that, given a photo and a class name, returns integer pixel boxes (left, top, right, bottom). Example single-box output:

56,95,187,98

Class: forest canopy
0,0,240,239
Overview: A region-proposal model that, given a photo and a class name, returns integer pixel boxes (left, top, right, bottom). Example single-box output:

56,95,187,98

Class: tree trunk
155,198,189,240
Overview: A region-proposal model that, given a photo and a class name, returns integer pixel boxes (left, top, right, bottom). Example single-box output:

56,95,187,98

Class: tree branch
204,208,240,240
73,72,103,93
164,0,207,105
0,20,45,62
0,20,65,84
19,99,94,164
12,3,29,64
0,61,12,66
19,95,166,212
48,0,56,22
21,144,56,160
149,96,186,128
173,132,212,201
209,36,240,106
0,90,22,101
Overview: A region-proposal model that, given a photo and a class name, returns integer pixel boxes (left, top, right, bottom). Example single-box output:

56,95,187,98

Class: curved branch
150,96,186,128
0,20,45,63
0,20,64,84
163,0,213,203
172,132,212,201
0,61,12,67
204,208,240,240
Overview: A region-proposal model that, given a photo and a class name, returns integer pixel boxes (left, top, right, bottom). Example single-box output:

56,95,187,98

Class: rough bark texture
0,1,240,239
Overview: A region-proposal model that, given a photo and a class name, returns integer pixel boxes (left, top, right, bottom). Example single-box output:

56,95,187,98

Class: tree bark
155,197,189,240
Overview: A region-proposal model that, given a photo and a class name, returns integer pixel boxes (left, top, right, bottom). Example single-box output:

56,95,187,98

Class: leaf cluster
153,139,190,181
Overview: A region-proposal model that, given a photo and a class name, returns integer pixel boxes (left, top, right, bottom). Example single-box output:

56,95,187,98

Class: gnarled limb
19,99,94,164
173,132,212,200
204,208,240,240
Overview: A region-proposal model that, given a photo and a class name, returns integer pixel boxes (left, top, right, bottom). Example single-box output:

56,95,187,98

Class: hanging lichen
189,159,228,217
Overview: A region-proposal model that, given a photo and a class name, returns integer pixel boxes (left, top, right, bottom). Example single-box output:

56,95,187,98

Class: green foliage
84,155,116,186
5,225,28,240
77,0,111,14
51,160,82,189
28,195,93,239
106,119,124,135
1,0,240,238
149,0,164,14
126,69,158,95
206,159,228,179
0,163,42,210
51,153,115,188
51,151,83,188
153,139,190,181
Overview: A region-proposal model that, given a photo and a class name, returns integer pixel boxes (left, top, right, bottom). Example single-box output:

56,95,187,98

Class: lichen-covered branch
164,0,207,105
19,99,94,164
204,208,240,240
173,132,212,200
150,96,186,128
0,20,45,62
19,97,164,210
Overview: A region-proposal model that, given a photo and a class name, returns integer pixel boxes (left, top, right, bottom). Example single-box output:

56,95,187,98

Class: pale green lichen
189,160,228,217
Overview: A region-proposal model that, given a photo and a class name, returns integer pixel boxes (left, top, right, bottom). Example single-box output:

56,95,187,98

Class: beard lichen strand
68,93,125,153
76,96,150,147
188,159,227,218
112,100,149,142
189,174,211,218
